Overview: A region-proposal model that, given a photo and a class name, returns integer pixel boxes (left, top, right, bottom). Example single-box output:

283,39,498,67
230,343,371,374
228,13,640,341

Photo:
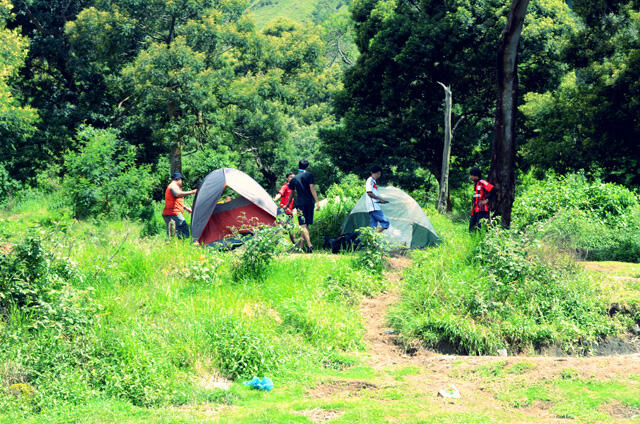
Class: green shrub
309,174,361,247
513,173,638,229
139,203,164,237
392,224,622,355
0,163,22,204
513,172,640,262
0,235,93,334
353,226,386,274
208,316,280,380
232,223,285,281
63,125,155,220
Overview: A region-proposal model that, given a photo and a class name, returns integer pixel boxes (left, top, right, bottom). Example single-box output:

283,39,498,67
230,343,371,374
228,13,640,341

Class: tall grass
0,193,373,419
391,213,631,355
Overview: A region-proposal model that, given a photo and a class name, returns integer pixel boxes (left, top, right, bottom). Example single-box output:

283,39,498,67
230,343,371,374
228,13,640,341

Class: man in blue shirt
288,159,320,252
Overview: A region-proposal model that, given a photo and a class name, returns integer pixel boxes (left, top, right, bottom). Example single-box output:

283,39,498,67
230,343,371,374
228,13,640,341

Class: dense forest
1,0,639,215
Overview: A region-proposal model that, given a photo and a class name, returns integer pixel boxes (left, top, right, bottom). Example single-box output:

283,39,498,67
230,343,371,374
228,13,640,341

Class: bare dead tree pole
436,83,464,213
436,82,452,214
490,0,530,228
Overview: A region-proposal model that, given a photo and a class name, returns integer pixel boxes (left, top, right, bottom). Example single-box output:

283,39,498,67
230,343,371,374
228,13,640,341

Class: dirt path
358,256,432,369
351,256,640,423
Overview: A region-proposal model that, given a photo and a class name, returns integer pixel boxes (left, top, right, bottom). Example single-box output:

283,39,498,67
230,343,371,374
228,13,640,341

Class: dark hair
298,159,309,170
370,165,382,174
171,172,184,181
285,172,294,178
469,167,482,178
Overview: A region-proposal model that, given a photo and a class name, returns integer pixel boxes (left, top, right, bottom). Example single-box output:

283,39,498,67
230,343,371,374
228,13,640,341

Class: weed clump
0,235,92,334
392,225,624,355
208,316,281,380
353,227,386,274
232,224,285,282
513,173,640,262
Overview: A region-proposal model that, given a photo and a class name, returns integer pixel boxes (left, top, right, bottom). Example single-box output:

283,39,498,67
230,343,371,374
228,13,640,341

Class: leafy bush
139,203,164,237
513,172,638,229
392,224,623,355
309,173,361,247
353,226,386,274
208,316,280,380
512,173,640,261
0,235,92,334
63,125,155,220
0,163,22,204
232,223,285,281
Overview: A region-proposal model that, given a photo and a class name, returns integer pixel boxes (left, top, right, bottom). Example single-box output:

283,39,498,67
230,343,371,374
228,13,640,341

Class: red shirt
162,184,184,215
472,179,494,214
278,183,293,215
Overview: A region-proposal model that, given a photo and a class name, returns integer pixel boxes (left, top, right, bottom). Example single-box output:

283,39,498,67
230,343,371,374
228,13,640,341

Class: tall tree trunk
490,0,530,228
436,82,452,214
170,143,182,175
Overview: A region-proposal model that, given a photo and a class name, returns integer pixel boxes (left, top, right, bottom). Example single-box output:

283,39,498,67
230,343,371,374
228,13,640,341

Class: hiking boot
302,245,313,253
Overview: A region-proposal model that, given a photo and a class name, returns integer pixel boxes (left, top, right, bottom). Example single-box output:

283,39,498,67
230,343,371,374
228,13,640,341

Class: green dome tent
342,186,440,248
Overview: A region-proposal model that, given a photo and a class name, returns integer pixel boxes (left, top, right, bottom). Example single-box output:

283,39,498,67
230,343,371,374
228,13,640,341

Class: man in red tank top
469,167,495,232
162,172,197,239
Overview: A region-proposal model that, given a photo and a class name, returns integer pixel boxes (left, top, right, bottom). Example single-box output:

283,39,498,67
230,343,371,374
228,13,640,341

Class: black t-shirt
288,171,315,206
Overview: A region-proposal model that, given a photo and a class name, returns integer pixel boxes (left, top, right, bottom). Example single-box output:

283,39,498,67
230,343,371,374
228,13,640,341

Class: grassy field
1,194,640,423
249,0,320,27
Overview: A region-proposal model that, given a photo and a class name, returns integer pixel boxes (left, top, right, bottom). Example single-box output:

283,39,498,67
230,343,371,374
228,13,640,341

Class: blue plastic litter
243,376,274,391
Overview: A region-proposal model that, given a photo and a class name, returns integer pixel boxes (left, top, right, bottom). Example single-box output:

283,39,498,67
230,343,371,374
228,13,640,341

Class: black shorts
469,211,490,232
297,203,315,226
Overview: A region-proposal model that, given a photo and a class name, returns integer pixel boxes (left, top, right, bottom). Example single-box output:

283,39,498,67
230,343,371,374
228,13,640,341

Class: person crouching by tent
366,165,390,233
274,171,296,244
288,160,320,253
469,167,495,232
162,172,197,239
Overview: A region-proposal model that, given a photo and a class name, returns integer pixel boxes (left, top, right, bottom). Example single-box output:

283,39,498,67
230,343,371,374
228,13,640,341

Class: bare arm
170,183,197,198
367,191,388,203
310,184,320,210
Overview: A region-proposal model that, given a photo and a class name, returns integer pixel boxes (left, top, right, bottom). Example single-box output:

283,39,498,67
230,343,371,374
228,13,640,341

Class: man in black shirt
288,159,320,252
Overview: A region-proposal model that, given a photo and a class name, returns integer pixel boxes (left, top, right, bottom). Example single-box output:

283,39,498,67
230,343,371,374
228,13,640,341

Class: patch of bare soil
168,403,235,417
293,408,344,422
358,256,433,369
198,373,232,391
424,354,640,382
308,380,377,398
602,400,640,419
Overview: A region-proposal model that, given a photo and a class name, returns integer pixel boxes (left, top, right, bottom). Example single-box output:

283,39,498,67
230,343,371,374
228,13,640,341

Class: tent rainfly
342,186,440,249
191,168,277,245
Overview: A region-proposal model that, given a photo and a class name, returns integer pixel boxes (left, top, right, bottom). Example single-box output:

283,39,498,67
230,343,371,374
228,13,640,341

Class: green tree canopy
0,0,38,180
522,1,640,186
321,0,576,188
